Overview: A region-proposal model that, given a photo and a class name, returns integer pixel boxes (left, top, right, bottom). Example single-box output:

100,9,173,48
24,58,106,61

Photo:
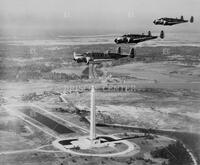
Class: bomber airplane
153,16,194,26
114,31,164,44
73,47,135,65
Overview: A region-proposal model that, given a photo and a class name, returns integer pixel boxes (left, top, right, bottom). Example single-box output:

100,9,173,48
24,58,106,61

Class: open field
0,42,200,164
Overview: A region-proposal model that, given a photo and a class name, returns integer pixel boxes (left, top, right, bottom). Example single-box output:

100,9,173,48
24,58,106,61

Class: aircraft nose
115,38,121,43
153,20,159,24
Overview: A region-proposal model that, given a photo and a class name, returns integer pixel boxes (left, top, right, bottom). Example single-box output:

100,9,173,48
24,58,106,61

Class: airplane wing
165,19,188,25
167,22,182,25
93,59,113,62
131,37,156,43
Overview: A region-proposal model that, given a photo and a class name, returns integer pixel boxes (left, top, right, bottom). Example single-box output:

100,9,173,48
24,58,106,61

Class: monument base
71,137,110,149
52,135,137,157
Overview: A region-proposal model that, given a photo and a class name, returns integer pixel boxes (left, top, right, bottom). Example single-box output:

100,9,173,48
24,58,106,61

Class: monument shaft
90,85,96,140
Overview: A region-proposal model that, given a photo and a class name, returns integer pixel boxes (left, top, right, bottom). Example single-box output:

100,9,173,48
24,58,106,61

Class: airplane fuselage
114,33,159,44
154,17,188,26
74,52,129,64
74,47,135,64
83,52,128,60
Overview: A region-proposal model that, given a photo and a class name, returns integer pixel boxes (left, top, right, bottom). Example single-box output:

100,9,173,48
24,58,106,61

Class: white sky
0,0,199,35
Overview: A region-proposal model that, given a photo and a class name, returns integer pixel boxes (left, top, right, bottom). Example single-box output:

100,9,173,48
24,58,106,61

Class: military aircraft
153,16,194,26
73,47,135,65
114,31,164,44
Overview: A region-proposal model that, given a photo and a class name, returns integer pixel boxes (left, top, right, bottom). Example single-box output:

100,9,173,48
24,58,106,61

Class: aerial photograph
0,0,199,164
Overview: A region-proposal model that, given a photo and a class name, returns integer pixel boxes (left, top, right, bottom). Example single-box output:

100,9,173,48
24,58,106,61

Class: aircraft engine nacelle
123,37,128,43
127,37,133,43
75,58,87,63
114,37,123,44
86,57,92,65
154,19,167,25
153,19,159,25
163,20,167,25
114,37,128,44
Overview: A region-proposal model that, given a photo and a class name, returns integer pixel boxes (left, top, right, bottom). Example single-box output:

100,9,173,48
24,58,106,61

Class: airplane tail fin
129,48,135,58
190,16,194,23
160,30,164,39
117,47,121,54
180,15,184,20
148,31,152,37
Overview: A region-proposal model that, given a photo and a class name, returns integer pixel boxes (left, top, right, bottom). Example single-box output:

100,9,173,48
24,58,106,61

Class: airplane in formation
114,31,164,44
73,47,135,65
153,16,194,26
